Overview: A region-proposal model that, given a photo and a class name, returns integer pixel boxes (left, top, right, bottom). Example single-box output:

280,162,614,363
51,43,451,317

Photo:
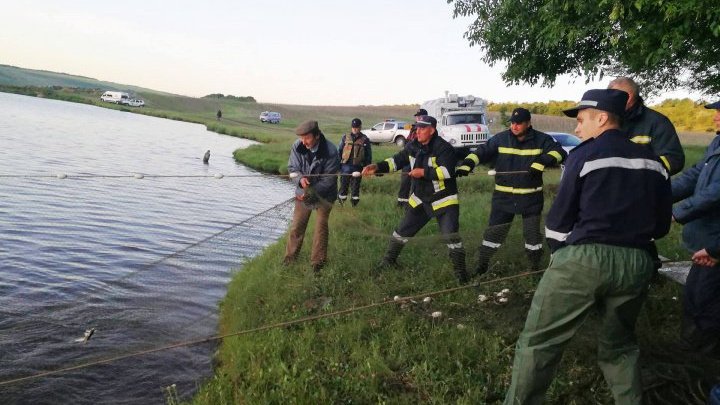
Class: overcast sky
1,0,696,106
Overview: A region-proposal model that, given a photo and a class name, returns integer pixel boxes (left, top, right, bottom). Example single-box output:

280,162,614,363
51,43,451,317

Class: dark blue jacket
287,133,340,204
671,133,720,253
545,129,672,253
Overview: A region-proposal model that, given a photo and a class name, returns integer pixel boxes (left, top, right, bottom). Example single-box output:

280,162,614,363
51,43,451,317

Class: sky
1,0,697,106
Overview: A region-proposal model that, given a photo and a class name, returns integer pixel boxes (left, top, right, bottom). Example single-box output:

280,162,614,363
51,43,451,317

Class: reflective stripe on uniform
397,198,409,202
466,153,480,165
482,240,502,248
384,157,397,172
530,162,545,172
408,193,423,208
409,156,416,169
579,157,668,180
525,243,543,251
498,147,542,156
447,242,463,249
494,184,543,194
548,150,563,163
429,157,446,192
545,227,570,242
431,194,458,210
392,231,409,244
630,135,651,144
660,155,671,171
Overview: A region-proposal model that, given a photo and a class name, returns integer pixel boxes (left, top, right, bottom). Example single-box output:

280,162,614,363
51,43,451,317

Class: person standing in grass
455,107,566,276
284,120,340,273
337,118,372,207
397,108,426,207
362,115,469,284
504,89,672,404
671,99,720,354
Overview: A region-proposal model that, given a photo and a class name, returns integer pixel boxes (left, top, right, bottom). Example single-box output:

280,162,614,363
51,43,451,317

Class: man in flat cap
397,108,428,207
456,107,567,275
284,120,340,273
504,89,672,404
363,115,469,284
337,118,372,207
671,99,720,354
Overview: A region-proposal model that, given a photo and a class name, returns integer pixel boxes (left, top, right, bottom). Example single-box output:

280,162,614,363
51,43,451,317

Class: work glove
455,165,472,177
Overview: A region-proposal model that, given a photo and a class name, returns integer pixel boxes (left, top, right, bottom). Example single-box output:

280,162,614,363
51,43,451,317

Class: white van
100,91,130,104
259,111,281,124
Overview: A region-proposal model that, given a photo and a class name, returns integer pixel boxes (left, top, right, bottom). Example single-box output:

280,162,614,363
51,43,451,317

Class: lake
0,92,294,403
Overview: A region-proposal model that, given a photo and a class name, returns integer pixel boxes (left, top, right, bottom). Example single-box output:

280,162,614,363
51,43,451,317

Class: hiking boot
474,260,489,278
312,261,325,274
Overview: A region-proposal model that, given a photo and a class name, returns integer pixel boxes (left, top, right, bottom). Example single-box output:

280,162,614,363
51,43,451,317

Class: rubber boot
449,247,469,284
526,248,544,272
475,244,495,277
376,239,405,270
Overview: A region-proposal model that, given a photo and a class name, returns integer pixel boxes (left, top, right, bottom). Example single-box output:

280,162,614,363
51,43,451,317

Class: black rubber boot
475,245,494,277
526,249,544,272
375,239,405,270
449,247,469,284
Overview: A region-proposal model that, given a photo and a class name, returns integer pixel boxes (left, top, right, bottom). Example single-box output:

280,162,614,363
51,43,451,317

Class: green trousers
504,244,653,405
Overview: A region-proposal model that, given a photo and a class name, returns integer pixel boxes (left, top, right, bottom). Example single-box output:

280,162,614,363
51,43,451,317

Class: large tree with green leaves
448,0,720,94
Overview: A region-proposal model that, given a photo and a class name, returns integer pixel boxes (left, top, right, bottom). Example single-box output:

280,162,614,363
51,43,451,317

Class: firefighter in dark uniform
362,115,469,284
608,77,685,175
504,89,672,404
337,118,372,207
397,108,426,207
456,107,567,275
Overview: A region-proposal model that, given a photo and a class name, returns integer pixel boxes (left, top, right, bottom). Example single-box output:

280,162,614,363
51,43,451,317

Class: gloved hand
455,165,472,177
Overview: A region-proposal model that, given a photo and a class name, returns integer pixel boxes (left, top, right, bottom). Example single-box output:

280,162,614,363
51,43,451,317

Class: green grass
187,145,718,404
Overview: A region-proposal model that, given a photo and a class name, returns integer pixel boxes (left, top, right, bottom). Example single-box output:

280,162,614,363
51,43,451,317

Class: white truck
365,119,411,147
421,92,492,149
100,91,131,104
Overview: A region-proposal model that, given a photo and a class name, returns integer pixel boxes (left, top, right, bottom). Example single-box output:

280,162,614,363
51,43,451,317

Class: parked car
125,99,145,107
547,132,581,154
365,119,411,147
259,111,281,124
100,91,130,104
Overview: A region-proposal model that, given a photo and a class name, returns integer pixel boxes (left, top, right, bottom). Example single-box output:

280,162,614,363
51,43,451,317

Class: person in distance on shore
362,115,469,284
456,107,566,276
337,118,372,207
284,120,340,273
504,89,672,404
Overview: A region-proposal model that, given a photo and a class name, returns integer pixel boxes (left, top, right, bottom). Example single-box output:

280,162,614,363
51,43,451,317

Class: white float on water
289,172,300,179
214,173,224,179
56,173,67,179
134,173,144,179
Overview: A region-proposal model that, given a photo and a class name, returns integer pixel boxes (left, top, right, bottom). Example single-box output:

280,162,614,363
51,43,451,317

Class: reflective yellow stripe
466,153,480,165
436,167,445,180
530,162,545,171
431,194,459,210
408,194,422,208
384,157,396,172
630,135,651,144
429,157,445,191
495,184,543,194
660,155,671,171
548,150,563,163
498,147,542,156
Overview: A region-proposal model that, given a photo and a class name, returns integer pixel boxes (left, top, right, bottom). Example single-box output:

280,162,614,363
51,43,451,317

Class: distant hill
0,64,173,95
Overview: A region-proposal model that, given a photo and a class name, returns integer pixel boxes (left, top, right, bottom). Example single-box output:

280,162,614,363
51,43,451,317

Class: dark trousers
396,205,461,245
477,205,544,269
684,263,720,332
338,175,362,202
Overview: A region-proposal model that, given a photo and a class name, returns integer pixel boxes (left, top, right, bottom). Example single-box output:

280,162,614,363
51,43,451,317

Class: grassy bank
187,143,720,404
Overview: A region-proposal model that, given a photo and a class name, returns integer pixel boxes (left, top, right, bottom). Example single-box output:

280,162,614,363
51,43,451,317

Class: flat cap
295,120,319,135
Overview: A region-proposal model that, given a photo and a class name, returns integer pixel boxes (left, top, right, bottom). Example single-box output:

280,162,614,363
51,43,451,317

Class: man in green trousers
504,89,672,404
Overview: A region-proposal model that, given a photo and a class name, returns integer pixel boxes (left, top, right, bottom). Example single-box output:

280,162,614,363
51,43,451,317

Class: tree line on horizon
202,93,256,102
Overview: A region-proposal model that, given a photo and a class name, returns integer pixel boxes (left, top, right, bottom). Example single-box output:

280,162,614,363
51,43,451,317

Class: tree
448,0,720,94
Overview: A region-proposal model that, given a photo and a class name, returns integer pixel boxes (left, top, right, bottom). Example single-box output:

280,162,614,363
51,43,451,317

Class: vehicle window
447,114,484,125
554,134,581,146
383,123,394,130
372,123,383,131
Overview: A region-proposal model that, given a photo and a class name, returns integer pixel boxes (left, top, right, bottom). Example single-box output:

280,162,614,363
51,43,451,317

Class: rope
0,270,544,387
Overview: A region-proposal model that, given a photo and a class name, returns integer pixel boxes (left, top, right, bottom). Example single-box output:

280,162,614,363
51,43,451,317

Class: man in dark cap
608,77,685,175
456,107,566,275
504,89,672,404
362,115,469,284
337,118,372,207
284,120,340,273
671,99,720,354
397,108,428,207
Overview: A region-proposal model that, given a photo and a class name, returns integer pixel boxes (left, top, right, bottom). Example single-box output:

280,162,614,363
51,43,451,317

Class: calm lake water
0,92,294,403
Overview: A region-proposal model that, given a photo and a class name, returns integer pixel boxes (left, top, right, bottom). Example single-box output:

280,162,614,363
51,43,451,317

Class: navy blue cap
351,118,362,128
414,108,428,117
563,89,629,118
705,101,720,109
509,107,531,123
415,115,437,128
